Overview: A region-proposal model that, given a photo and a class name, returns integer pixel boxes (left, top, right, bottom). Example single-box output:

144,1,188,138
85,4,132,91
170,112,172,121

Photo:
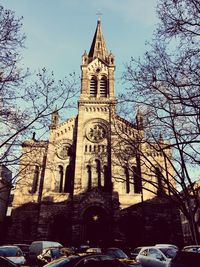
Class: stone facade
7,20,182,247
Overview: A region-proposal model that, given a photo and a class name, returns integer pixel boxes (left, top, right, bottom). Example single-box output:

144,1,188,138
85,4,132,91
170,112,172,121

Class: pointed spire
159,132,164,143
88,19,109,62
50,109,59,129
136,107,144,130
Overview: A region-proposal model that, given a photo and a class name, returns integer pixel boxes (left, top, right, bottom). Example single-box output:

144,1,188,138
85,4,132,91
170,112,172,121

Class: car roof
44,254,118,266
0,245,21,249
183,245,200,248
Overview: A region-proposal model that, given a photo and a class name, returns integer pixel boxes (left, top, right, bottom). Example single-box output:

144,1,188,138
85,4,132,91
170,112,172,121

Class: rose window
86,124,106,142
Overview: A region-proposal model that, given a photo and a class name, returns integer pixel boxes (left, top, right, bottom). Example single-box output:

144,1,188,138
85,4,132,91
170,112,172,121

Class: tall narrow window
55,165,63,192
95,159,101,188
31,165,39,193
103,165,108,190
100,76,107,97
64,165,72,193
155,167,163,196
133,166,142,193
87,165,92,190
90,77,97,96
124,166,130,193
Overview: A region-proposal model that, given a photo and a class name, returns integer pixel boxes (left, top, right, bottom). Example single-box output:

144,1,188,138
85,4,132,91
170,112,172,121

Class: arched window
90,77,97,96
64,165,72,193
95,159,101,188
155,167,163,196
124,166,130,193
133,166,142,193
100,76,107,97
87,165,92,190
31,165,39,193
103,165,108,189
55,165,63,192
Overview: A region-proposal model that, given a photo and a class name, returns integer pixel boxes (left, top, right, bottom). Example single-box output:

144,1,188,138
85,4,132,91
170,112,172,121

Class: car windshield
0,247,23,257
159,248,177,259
108,249,128,259
45,257,73,267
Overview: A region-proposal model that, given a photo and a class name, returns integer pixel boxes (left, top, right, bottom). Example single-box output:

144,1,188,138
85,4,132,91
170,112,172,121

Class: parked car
43,254,129,267
136,246,177,267
155,244,179,250
86,247,102,254
76,245,90,254
103,247,142,266
182,245,200,253
129,247,146,260
0,256,18,267
37,247,76,266
0,246,26,266
29,241,63,263
13,244,30,261
169,250,200,267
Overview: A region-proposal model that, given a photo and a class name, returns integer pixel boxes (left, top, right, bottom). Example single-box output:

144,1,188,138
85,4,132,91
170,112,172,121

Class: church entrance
82,206,111,246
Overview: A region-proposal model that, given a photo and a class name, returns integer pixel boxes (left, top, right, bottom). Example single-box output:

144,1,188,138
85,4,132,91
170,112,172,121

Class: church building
8,19,182,247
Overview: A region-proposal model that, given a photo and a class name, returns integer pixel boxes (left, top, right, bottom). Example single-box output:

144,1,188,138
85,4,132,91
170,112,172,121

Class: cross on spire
96,11,102,22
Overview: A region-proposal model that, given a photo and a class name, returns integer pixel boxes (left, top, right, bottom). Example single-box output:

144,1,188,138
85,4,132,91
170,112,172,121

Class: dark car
169,251,200,267
13,244,30,261
43,254,127,267
0,256,18,267
103,248,142,266
0,246,26,266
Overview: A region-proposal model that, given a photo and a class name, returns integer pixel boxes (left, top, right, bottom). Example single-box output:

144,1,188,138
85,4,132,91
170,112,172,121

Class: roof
88,20,109,62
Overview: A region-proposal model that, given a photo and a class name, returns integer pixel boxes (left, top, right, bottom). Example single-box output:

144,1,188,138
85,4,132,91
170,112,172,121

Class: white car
136,246,177,267
182,245,200,253
0,245,26,265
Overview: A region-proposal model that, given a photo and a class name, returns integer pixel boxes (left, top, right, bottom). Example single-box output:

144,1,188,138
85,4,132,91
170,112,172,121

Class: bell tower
79,18,116,102
74,19,116,195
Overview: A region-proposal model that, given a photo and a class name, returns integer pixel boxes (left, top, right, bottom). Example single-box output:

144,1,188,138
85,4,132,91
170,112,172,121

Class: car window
133,248,142,254
44,258,71,267
159,248,177,259
107,249,128,259
52,249,60,258
0,247,22,257
140,249,148,256
76,257,100,267
149,248,164,260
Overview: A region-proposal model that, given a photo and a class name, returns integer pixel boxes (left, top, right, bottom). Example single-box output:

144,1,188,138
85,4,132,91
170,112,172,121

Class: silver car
136,246,177,267
0,245,26,265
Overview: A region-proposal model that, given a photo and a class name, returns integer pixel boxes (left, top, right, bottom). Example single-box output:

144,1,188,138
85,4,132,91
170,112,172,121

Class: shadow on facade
119,196,184,248
5,191,183,248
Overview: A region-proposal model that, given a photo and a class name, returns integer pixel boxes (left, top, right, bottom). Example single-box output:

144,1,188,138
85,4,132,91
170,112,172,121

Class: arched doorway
82,206,111,246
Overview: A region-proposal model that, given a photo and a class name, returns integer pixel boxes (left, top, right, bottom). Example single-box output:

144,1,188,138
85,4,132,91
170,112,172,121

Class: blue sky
2,0,159,86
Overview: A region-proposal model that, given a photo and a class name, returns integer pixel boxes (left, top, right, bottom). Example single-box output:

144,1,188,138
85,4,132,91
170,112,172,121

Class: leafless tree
0,5,79,191
120,0,200,244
